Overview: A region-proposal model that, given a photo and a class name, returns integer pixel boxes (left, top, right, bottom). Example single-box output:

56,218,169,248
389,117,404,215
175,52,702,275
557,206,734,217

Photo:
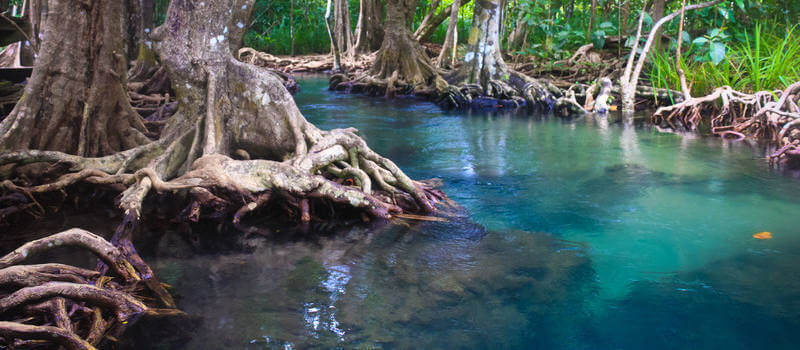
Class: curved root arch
0,229,185,349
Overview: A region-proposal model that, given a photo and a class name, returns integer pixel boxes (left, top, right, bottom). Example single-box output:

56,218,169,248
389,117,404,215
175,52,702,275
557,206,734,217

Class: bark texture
334,0,354,56
370,0,437,85
450,0,509,91
353,0,384,53
0,0,149,156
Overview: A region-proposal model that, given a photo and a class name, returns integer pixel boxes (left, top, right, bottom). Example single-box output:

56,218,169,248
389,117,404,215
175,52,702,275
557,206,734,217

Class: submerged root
0,229,185,349
330,68,565,114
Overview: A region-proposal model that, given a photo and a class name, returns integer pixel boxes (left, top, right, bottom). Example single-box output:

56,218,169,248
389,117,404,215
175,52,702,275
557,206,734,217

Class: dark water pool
150,76,800,349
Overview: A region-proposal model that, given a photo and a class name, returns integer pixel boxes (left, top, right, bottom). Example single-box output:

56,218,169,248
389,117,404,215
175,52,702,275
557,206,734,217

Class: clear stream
149,76,800,349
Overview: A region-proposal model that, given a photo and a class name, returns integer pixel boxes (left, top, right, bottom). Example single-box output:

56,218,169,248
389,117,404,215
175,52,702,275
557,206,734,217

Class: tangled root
652,82,800,165
0,229,186,349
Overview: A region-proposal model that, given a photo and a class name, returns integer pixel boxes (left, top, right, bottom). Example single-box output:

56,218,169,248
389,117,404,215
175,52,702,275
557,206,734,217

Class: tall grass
647,24,800,96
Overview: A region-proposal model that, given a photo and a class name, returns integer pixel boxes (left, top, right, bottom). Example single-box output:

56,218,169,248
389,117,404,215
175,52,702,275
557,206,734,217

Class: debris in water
752,231,772,239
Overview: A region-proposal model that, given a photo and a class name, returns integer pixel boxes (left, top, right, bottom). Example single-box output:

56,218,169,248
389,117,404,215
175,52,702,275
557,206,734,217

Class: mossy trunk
449,0,508,91
0,0,149,157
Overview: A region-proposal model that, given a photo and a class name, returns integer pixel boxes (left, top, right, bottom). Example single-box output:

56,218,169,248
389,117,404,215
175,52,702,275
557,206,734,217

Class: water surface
151,76,800,349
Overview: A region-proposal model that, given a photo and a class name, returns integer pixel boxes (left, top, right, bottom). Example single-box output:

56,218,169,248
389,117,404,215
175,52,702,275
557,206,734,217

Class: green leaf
735,0,745,10
682,31,691,43
692,37,709,47
710,41,726,65
642,12,653,27
599,21,614,30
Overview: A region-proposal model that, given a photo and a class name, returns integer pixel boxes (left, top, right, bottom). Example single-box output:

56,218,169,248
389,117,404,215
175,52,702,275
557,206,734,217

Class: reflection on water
141,76,800,348
150,219,594,349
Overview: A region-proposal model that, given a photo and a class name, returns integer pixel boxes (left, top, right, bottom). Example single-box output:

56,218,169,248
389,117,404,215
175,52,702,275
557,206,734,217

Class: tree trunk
325,0,343,71
651,0,666,52
370,0,437,85
334,0,354,56
586,0,597,41
435,0,460,69
450,0,508,91
0,0,149,156
620,0,723,114
353,0,384,53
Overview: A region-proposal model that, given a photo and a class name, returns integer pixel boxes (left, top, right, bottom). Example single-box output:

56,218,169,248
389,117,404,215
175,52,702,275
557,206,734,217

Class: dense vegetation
240,0,799,96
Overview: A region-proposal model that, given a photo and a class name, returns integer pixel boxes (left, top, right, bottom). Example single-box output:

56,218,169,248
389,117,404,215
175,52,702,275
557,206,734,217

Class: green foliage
647,24,800,95
244,0,334,54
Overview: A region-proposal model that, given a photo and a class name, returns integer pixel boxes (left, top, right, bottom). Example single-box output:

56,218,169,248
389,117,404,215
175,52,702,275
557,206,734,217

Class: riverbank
240,47,800,167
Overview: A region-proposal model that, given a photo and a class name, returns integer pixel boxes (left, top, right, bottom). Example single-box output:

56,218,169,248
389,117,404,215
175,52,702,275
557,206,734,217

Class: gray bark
0,0,148,156
451,0,508,91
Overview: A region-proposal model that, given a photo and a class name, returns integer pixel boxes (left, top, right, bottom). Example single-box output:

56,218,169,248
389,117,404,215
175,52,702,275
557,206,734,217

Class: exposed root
653,82,800,165
0,229,185,349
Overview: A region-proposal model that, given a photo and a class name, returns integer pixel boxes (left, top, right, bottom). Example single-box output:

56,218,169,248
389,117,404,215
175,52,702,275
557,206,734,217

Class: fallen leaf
753,231,772,239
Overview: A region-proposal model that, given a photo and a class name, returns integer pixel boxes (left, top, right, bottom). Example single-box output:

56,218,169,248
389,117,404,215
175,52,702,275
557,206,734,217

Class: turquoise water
151,76,800,349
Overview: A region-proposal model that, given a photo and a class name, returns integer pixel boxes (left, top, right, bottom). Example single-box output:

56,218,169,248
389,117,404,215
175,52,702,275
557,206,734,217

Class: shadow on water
140,215,597,349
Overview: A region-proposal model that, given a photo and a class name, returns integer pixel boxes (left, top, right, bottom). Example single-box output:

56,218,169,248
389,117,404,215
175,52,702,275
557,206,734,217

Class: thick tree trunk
353,0,384,53
435,0,460,69
450,0,508,91
370,0,437,85
0,0,149,156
